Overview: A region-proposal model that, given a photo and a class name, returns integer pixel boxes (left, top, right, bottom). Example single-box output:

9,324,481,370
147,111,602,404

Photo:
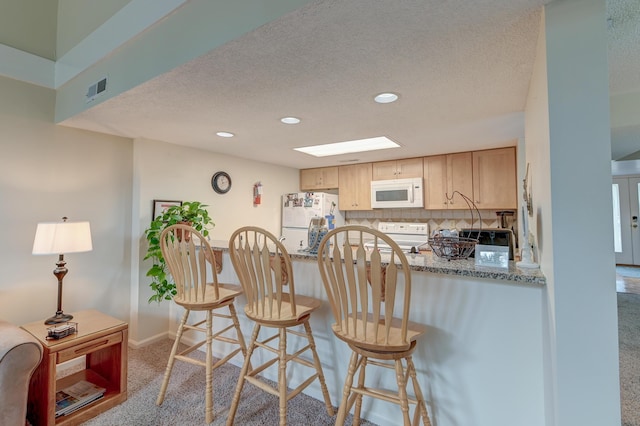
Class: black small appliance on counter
460,228,516,260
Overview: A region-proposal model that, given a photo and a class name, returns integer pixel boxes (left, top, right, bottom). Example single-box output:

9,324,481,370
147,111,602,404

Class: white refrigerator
281,192,344,253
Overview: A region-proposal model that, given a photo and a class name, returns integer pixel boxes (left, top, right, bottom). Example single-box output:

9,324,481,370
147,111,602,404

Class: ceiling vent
86,77,107,103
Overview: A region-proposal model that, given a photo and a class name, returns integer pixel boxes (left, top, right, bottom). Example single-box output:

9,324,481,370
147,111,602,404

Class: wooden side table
21,310,128,426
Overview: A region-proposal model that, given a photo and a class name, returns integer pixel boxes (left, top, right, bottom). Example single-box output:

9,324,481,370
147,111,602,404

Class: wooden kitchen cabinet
338,163,372,210
300,166,339,190
372,158,423,180
423,152,473,209
472,147,517,209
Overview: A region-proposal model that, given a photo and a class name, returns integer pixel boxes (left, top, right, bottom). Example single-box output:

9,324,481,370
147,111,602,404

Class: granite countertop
211,240,546,286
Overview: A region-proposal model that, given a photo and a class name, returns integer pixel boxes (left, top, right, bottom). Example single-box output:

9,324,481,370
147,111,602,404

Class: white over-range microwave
370,177,424,208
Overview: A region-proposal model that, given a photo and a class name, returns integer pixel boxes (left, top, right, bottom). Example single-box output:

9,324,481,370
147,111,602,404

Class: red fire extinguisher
253,182,263,206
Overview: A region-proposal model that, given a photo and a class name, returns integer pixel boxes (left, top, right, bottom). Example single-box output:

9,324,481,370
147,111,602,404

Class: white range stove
365,221,430,253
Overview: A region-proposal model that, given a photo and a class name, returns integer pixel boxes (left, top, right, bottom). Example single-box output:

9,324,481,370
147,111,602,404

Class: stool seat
332,313,427,352
243,293,321,326
172,283,242,310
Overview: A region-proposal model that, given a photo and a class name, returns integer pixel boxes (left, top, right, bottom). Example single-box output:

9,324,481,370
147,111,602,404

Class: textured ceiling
607,0,640,95
8,0,640,169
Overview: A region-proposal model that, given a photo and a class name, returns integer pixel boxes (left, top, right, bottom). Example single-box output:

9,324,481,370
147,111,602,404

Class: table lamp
32,217,93,325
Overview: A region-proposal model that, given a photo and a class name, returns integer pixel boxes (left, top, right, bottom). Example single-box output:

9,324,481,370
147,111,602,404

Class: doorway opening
613,176,640,265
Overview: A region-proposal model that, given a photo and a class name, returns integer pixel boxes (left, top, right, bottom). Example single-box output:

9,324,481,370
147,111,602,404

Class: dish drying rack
428,191,481,260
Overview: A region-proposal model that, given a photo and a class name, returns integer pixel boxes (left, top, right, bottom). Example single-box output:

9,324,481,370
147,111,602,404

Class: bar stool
317,225,431,425
156,224,249,423
226,226,334,426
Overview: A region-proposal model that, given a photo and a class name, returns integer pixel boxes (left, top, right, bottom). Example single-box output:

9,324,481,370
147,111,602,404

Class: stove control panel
377,222,429,236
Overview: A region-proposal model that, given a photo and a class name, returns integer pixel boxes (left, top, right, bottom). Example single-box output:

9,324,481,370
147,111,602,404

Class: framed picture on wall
153,200,182,220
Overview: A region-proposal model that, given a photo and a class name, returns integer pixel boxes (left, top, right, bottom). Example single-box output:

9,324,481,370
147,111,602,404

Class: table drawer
57,332,123,363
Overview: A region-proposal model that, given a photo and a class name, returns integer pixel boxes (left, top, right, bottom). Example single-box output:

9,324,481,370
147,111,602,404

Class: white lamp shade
32,221,93,255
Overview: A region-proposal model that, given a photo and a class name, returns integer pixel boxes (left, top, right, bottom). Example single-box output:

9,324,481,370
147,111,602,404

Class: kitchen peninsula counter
210,240,545,286
207,239,547,425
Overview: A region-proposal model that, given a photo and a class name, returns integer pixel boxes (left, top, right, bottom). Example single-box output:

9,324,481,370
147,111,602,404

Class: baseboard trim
128,331,169,349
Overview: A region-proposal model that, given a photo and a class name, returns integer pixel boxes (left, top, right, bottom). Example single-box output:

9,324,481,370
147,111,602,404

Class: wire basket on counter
428,192,481,260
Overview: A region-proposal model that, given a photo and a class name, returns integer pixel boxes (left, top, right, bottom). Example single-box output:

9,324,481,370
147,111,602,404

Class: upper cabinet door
472,147,517,209
372,158,423,180
423,153,473,209
300,167,339,190
372,160,398,181
423,155,448,209
447,152,474,209
339,163,372,210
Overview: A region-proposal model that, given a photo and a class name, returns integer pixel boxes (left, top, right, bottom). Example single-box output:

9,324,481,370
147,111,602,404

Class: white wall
56,0,132,58
526,0,620,424
0,76,133,326
610,91,640,160
0,73,302,344
129,137,300,343
525,10,556,426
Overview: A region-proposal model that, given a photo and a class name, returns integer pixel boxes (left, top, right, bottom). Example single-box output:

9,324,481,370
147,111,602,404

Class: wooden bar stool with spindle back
226,226,334,426
156,224,249,424
317,225,432,426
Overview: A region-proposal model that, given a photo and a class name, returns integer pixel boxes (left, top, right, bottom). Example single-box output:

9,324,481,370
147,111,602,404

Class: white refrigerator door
282,193,324,228
322,193,344,228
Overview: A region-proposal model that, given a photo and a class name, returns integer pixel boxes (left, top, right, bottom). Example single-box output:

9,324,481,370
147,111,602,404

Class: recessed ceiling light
374,92,399,104
294,136,400,157
280,117,301,124
216,131,234,138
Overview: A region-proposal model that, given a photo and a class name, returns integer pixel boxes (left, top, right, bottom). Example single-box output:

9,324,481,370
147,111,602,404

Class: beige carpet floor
619,292,640,426
77,338,378,426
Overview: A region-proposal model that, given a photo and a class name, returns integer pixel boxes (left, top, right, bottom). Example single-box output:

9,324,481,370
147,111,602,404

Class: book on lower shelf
55,380,106,417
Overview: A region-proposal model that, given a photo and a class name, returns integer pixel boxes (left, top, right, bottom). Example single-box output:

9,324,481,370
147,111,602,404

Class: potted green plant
144,201,214,303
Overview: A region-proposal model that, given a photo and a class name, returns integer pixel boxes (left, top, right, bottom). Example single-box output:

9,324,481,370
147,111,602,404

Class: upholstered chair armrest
0,320,43,425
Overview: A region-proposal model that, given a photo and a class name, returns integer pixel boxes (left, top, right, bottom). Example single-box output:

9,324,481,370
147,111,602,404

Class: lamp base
44,312,74,325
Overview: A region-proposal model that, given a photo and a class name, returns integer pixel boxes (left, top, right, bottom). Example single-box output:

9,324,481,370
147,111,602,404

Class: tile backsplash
345,208,517,236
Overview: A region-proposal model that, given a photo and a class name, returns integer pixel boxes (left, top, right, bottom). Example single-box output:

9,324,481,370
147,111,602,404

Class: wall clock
211,171,232,194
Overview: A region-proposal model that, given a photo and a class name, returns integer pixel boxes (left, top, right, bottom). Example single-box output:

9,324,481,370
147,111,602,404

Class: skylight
294,136,400,157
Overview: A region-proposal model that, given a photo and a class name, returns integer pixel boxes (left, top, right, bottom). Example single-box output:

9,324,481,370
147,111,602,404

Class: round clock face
211,171,231,194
